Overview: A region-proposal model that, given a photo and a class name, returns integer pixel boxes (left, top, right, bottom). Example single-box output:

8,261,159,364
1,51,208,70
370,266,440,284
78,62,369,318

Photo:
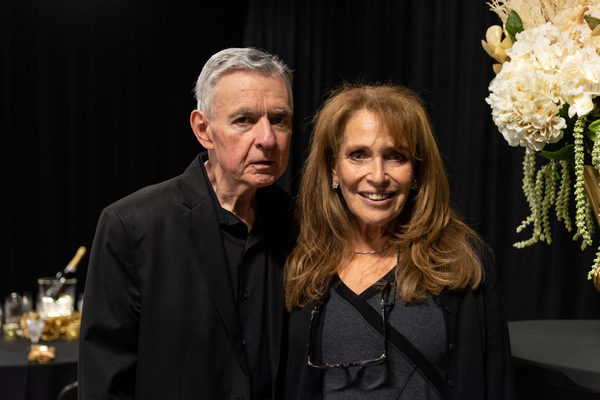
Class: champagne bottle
45,246,87,298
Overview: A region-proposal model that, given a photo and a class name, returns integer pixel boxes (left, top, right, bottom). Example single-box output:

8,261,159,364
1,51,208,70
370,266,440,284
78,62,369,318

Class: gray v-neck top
320,274,446,399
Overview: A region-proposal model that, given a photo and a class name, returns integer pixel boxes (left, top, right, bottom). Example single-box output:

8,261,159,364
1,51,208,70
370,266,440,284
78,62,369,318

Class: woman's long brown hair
285,84,484,310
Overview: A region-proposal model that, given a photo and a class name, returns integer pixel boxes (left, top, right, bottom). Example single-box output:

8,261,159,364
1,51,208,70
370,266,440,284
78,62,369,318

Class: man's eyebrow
229,108,257,119
229,107,292,119
270,108,292,117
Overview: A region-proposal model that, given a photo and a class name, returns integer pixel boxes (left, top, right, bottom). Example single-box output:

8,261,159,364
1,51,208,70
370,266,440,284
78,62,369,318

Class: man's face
203,71,292,192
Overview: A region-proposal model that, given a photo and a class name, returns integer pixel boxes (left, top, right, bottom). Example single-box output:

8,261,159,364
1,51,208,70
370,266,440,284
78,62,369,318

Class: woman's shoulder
473,241,498,287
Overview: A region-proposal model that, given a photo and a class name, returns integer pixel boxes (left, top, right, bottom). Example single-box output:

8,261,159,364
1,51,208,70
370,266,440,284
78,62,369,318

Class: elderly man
79,48,293,400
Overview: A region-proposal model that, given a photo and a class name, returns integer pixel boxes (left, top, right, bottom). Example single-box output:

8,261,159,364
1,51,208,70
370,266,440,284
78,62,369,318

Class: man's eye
270,115,289,126
235,117,249,124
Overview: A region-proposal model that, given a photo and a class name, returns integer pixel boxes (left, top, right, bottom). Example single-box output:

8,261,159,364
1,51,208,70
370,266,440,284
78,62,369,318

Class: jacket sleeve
78,207,141,399
283,305,324,400
482,260,517,400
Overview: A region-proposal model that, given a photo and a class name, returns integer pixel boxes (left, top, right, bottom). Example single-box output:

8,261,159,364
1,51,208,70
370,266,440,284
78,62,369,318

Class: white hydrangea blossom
553,4,600,50
487,67,566,152
486,22,600,152
560,46,600,117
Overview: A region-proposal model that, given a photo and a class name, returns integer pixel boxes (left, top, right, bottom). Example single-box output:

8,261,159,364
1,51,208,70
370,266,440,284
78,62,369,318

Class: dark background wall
2,0,600,321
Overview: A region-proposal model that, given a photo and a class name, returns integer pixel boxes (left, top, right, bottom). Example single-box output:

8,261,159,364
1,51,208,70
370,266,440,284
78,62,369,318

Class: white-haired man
79,48,293,400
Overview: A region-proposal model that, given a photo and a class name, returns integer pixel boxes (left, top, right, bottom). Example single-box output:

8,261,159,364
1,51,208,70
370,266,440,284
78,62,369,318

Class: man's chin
249,172,282,188
252,176,277,187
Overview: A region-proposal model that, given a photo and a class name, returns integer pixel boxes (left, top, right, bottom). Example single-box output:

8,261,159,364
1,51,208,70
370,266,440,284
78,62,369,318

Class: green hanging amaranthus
483,7,600,285
515,111,600,280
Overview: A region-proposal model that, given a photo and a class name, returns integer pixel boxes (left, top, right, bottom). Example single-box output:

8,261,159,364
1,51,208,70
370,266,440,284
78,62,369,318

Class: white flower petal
486,21,600,152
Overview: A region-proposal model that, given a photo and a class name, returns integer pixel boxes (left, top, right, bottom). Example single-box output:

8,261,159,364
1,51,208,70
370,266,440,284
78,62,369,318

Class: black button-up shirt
210,188,271,400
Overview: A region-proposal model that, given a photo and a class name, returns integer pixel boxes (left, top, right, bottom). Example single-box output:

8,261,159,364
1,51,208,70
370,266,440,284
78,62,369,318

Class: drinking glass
25,313,45,345
37,278,77,318
4,293,23,324
22,292,33,313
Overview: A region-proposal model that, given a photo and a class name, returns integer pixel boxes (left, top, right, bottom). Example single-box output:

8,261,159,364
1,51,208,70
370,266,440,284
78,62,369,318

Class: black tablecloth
0,338,78,400
509,319,600,400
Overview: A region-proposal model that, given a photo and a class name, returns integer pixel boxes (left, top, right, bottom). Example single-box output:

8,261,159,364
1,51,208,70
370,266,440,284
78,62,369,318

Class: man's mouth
253,160,275,166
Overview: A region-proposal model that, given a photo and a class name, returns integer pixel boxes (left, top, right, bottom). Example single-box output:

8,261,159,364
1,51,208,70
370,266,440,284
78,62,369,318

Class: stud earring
332,181,339,189
411,179,418,190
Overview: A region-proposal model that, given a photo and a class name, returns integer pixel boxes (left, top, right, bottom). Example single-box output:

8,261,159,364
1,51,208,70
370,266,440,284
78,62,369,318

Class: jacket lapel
180,155,247,373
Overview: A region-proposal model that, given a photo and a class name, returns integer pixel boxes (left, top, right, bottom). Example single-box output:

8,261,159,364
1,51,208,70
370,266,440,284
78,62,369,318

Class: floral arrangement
482,0,600,287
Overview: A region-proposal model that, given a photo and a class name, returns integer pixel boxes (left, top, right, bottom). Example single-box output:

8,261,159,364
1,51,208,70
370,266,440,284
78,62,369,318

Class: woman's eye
349,151,366,161
389,152,407,162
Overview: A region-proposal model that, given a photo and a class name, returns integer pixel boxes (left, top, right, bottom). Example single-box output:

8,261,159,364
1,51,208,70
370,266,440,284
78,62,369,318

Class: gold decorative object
65,321,80,342
2,323,19,342
593,269,600,291
584,165,600,292
28,344,56,364
20,311,81,342
583,165,600,228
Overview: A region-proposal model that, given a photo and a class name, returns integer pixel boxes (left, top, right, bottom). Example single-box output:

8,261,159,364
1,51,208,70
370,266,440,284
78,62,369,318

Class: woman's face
332,109,413,234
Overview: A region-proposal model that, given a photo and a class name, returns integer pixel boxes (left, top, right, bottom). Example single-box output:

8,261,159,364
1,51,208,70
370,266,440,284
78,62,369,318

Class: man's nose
255,118,276,148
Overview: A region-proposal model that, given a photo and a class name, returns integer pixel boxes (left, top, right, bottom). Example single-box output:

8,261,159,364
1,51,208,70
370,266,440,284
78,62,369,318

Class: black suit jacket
79,154,292,400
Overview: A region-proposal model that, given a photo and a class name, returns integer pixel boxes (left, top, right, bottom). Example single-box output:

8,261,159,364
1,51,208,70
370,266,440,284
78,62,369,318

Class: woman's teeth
361,193,393,201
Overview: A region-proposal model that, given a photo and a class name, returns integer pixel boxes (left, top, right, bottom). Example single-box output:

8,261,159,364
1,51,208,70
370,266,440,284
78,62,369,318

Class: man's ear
190,110,214,149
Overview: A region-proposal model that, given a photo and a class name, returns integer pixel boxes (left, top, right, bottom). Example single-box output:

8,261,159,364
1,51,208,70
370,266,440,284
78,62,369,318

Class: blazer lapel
180,155,247,373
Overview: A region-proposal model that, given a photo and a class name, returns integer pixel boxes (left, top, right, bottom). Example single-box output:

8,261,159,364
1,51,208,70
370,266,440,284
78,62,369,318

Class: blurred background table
509,319,600,400
0,338,77,400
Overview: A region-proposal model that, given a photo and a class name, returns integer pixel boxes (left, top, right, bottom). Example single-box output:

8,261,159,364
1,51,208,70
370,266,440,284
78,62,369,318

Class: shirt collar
200,153,265,238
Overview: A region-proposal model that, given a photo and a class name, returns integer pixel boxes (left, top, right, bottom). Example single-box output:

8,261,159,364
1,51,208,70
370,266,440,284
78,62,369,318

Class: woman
284,84,516,399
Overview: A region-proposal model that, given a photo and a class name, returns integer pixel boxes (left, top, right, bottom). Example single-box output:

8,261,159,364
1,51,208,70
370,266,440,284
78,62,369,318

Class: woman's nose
368,158,387,183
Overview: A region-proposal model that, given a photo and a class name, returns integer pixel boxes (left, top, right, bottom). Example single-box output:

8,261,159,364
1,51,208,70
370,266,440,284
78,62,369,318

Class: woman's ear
190,110,214,149
332,168,339,187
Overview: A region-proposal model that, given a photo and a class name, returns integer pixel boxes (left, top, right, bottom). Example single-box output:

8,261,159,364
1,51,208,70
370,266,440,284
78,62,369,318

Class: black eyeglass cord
306,280,394,369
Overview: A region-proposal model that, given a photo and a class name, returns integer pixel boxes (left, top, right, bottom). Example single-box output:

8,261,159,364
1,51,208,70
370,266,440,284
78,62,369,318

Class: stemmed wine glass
25,313,45,345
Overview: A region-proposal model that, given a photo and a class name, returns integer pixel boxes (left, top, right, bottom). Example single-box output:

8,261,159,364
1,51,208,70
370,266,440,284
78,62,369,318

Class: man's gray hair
193,47,293,118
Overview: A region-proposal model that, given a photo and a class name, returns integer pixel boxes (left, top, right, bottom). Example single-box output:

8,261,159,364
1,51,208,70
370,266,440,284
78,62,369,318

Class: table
508,319,600,400
0,337,78,400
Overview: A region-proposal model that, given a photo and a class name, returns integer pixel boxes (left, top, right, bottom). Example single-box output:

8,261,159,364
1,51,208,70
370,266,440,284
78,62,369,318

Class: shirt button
447,379,455,388
449,342,456,351
444,305,451,313
241,338,246,346
242,291,248,300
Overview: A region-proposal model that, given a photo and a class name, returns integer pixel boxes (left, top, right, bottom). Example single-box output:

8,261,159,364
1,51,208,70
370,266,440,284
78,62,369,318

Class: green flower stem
541,161,557,244
586,199,595,238
573,115,592,249
556,160,572,232
515,152,541,248
593,136,600,171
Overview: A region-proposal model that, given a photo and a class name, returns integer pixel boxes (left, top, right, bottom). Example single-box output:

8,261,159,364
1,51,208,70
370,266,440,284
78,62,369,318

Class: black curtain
2,0,600,320
1,0,246,302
